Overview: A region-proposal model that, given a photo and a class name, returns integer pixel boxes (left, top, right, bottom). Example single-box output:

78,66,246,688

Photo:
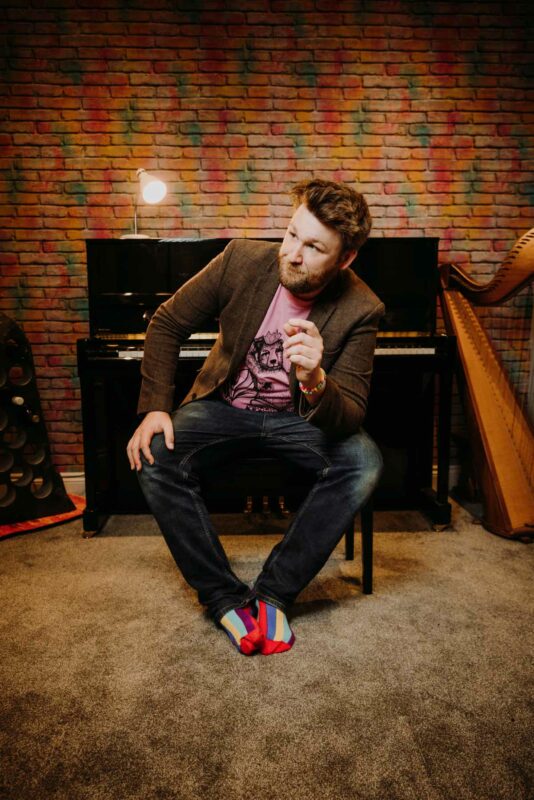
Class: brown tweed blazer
138,239,385,438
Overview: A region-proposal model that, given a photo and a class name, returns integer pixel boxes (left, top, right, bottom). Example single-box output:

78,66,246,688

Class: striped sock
219,606,264,655
255,599,295,655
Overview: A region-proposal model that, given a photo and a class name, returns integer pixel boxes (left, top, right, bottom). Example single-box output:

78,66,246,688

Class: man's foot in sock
219,606,264,655
256,599,295,655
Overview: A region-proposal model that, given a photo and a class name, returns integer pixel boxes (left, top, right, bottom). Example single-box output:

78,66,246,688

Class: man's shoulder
224,238,280,266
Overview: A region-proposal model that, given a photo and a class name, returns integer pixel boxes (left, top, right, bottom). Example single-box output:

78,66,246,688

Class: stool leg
361,499,374,594
345,518,355,561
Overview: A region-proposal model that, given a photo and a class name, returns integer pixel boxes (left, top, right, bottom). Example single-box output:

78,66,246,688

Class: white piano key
118,350,144,359
189,332,218,340
179,349,212,358
375,347,436,356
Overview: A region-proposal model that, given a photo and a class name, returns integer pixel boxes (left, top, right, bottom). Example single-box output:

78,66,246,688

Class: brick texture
0,0,533,469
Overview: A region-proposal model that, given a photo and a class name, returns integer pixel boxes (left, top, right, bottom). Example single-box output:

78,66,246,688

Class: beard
277,254,333,297
278,255,311,295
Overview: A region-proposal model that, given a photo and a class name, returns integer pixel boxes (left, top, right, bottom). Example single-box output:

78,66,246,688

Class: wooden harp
440,228,534,540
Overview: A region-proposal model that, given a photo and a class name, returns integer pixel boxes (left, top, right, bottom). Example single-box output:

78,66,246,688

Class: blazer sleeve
298,300,385,438
137,246,230,415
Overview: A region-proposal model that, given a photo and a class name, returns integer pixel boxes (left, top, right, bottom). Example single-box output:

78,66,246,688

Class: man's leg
252,412,383,616
137,399,262,626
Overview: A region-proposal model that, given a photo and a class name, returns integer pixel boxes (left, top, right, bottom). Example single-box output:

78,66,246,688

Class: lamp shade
138,169,167,204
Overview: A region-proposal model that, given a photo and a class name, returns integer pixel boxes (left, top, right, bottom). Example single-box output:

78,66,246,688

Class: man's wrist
299,368,326,397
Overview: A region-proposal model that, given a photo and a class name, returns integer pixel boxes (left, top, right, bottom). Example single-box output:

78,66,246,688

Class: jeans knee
364,438,383,487
344,434,383,501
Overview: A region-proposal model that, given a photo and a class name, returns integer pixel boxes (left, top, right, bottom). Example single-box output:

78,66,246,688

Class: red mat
0,495,85,539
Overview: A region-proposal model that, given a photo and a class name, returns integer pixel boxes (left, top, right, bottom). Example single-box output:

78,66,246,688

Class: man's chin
278,266,310,295
280,277,310,295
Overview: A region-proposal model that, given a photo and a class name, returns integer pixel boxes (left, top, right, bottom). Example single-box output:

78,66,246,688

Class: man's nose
288,242,303,262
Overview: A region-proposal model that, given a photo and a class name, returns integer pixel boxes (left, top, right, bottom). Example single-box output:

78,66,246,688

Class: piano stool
199,455,374,595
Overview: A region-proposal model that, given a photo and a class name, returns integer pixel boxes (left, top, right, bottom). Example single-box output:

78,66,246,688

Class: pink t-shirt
220,284,314,412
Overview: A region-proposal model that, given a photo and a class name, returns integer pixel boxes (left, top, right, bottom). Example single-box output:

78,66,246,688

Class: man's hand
126,411,174,472
283,318,324,387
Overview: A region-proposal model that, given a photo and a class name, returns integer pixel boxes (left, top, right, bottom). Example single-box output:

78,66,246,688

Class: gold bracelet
299,371,326,396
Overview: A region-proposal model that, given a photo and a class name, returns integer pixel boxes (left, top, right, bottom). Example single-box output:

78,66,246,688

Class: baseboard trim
61,471,85,497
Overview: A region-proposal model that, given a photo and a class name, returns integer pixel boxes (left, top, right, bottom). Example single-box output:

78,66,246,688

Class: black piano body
78,237,455,533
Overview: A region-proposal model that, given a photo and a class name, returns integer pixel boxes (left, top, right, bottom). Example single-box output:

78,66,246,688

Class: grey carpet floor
1,502,533,800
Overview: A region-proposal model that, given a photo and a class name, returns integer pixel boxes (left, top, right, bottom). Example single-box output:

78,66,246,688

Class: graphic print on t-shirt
222,329,292,412
221,283,313,412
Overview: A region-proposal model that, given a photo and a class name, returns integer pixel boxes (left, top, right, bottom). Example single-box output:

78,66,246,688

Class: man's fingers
287,318,317,333
288,353,315,369
140,441,154,467
284,331,315,348
283,322,300,338
285,333,323,365
126,411,173,471
162,416,175,450
132,444,143,471
127,435,140,470
126,432,153,471
286,340,313,355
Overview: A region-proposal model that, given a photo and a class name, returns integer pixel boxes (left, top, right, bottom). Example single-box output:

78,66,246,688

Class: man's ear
339,249,358,270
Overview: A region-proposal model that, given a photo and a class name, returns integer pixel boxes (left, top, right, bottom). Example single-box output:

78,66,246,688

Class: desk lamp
121,168,167,239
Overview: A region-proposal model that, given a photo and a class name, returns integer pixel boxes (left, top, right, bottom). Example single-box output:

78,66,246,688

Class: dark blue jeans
137,398,382,622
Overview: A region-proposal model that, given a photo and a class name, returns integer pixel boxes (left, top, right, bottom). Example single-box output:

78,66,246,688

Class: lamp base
120,233,152,239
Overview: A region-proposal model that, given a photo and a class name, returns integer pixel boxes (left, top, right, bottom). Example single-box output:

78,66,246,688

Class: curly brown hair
290,178,372,254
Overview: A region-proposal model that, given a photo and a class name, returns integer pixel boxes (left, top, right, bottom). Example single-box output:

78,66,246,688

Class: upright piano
77,237,456,534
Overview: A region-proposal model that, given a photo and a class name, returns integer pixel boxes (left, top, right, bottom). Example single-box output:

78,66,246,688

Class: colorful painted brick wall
1,0,533,472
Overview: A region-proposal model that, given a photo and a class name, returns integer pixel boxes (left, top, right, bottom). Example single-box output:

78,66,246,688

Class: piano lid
352,237,439,333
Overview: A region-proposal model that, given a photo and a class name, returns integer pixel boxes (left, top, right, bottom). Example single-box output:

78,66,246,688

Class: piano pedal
277,495,291,518
241,495,290,519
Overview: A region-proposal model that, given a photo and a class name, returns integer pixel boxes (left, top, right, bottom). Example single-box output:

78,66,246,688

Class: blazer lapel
308,297,336,335
309,268,347,331
228,252,280,371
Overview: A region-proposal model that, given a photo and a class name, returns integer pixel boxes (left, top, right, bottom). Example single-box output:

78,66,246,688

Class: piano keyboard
116,338,437,360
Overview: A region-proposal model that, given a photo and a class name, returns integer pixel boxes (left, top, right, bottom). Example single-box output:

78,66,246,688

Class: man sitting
127,178,384,656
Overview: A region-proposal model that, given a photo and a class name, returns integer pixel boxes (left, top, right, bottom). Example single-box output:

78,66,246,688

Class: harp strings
472,283,534,488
